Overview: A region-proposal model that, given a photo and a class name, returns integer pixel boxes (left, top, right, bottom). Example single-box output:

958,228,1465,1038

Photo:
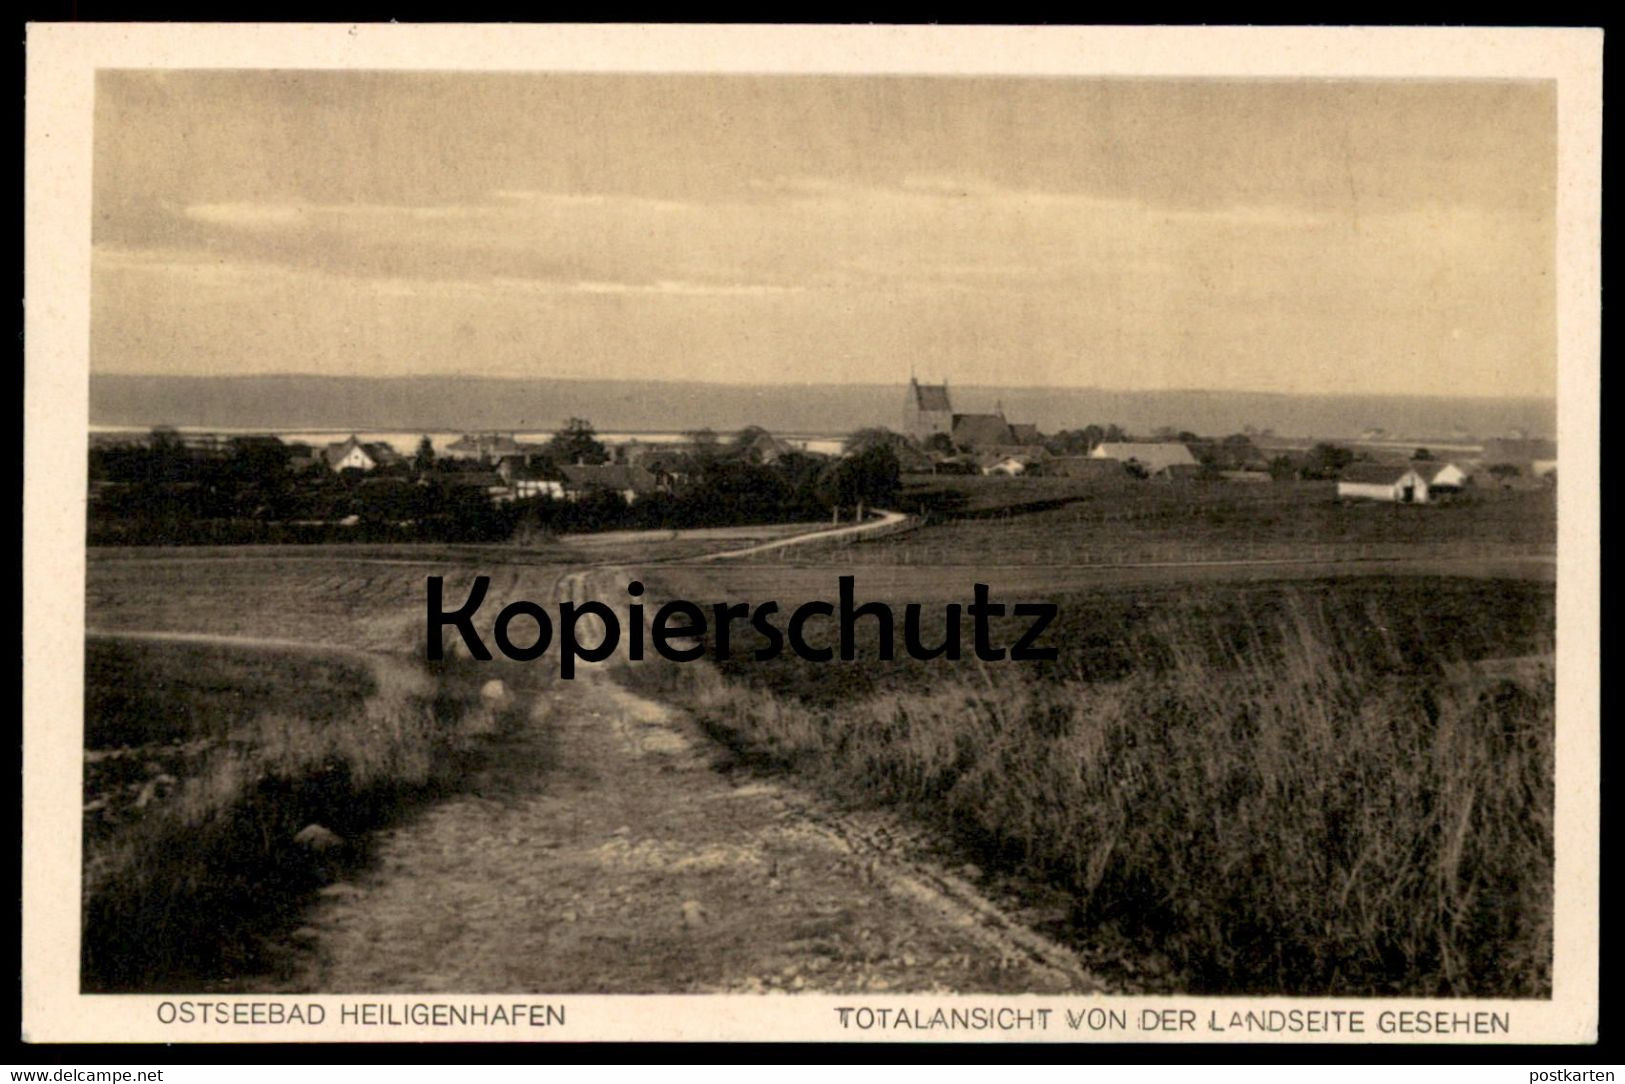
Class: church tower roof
910,380,953,413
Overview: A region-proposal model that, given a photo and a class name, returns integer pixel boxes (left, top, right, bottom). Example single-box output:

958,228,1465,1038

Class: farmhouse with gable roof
323,435,401,473
1337,463,1432,504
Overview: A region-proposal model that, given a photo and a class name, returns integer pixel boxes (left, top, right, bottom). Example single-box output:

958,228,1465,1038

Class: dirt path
250,567,1099,995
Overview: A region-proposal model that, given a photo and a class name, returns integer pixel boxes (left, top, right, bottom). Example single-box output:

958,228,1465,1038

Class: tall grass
81,651,526,992
628,593,1553,996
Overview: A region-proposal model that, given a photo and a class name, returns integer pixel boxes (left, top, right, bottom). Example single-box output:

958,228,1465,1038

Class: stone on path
294,824,345,852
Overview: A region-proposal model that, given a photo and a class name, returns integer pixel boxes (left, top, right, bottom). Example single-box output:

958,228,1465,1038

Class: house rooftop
447,433,544,455
446,471,504,487
951,413,1013,449
560,464,659,493
322,435,369,467
506,464,565,483
1340,463,1426,485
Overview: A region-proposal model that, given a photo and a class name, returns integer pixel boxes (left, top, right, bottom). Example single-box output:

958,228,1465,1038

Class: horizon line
90,370,1557,404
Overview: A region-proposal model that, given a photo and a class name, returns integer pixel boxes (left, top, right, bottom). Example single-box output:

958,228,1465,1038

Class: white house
323,435,378,473
1337,464,1431,504
1421,461,1472,491
507,470,567,501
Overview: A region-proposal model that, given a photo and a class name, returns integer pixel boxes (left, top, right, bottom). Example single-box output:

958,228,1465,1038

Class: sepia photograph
23,24,1600,1045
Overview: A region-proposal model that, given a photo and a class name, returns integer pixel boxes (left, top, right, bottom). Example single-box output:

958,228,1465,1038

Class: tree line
87,423,902,546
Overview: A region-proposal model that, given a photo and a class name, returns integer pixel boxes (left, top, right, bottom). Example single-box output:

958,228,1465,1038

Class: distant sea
89,373,1556,447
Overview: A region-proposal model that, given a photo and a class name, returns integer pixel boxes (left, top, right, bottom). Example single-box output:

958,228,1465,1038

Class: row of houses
1332,457,1561,504
96,410,1556,509
291,433,798,506
100,430,669,505
1333,436,1557,504
1335,461,1477,504
978,445,1527,504
901,381,1279,481
336,460,664,506
958,442,1210,479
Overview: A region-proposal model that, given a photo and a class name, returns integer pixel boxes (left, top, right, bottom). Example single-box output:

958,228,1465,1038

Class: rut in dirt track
251,567,1101,994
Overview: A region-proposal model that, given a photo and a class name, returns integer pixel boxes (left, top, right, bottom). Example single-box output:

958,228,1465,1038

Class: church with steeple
903,376,956,444
903,376,1036,452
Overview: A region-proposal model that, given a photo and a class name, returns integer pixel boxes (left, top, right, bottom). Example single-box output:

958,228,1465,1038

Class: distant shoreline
88,373,1556,445
88,369,1558,404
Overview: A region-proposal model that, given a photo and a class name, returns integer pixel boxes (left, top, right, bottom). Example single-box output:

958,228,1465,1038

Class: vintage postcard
22,24,1600,1044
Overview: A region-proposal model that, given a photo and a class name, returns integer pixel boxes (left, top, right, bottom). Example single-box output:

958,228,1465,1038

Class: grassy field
85,638,375,748
80,533,795,992
798,480,1556,567
88,529,798,575
896,473,1140,516
82,525,825,647
85,552,582,649
79,514,1558,996
645,572,1555,708
80,548,581,991
633,565,1555,997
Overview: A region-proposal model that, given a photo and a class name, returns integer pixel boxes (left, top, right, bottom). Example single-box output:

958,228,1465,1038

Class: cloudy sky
92,71,1555,397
